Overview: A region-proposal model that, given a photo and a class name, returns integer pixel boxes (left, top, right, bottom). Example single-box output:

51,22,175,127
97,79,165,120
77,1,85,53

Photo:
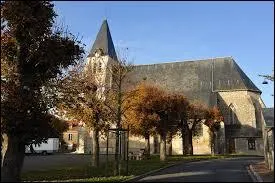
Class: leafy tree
56,63,111,167
185,102,208,155
103,52,134,175
167,93,189,156
124,83,161,158
204,106,224,156
1,1,84,181
149,91,184,161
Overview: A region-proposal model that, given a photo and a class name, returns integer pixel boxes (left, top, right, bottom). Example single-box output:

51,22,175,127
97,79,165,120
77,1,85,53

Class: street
136,156,264,182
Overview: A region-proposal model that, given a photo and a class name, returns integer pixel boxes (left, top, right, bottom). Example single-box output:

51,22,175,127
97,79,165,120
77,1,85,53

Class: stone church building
63,20,266,156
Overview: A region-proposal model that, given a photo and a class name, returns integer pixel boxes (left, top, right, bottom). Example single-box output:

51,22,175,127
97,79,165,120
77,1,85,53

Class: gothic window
98,61,102,73
229,104,236,125
93,63,97,73
248,138,256,150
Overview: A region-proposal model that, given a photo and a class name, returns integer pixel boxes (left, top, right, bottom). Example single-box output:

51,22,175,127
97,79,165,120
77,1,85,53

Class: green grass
22,154,241,182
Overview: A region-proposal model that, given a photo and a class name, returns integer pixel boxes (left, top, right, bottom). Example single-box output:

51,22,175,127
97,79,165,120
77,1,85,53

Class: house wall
63,130,78,146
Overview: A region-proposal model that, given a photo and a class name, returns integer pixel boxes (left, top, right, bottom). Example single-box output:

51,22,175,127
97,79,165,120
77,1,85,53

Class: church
63,20,266,156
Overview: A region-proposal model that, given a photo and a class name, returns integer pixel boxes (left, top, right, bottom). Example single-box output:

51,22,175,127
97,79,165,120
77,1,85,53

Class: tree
124,82,162,158
103,51,134,175
167,93,189,156
204,106,224,156
149,92,184,161
56,63,111,167
185,102,208,155
1,1,84,181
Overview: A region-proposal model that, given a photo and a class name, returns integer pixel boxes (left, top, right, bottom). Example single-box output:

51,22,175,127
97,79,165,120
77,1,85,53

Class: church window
248,138,256,150
229,104,237,125
68,134,73,141
93,63,97,73
98,61,102,73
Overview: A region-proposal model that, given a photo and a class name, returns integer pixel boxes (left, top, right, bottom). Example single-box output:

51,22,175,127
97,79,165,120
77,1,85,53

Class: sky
53,1,274,107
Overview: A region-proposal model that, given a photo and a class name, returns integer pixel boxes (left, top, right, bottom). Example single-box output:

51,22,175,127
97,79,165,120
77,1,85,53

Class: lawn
22,154,245,182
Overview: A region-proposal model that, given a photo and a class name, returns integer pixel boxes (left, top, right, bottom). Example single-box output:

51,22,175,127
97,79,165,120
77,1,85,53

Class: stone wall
217,91,264,155
218,91,257,127
234,137,264,155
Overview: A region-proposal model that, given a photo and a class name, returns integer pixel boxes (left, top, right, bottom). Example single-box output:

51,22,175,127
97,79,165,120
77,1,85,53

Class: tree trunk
92,128,99,167
153,135,158,154
182,128,187,155
210,131,215,156
167,134,172,156
160,133,166,161
1,134,26,182
114,130,119,175
181,120,188,155
145,135,150,158
114,86,122,176
188,130,193,155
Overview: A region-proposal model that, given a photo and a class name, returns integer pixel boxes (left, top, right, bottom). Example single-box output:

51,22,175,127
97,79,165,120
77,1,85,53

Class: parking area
22,153,115,173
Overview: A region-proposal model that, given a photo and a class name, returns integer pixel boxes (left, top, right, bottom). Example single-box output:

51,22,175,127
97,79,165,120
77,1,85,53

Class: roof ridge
134,56,233,67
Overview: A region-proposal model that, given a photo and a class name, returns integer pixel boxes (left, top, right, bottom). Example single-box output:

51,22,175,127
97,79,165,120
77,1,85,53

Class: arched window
93,62,97,73
228,104,237,125
98,61,102,73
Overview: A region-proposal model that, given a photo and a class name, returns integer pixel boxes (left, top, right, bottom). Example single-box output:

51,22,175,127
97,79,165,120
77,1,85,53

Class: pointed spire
88,20,117,60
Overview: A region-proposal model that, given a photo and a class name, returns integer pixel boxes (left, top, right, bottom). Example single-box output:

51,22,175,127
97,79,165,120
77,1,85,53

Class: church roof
88,20,117,60
127,57,261,106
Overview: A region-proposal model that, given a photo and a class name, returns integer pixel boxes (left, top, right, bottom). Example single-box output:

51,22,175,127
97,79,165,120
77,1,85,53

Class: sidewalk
249,161,274,182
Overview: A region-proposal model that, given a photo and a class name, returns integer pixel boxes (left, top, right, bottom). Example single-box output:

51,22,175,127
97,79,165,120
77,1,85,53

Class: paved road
137,157,264,182
22,153,115,173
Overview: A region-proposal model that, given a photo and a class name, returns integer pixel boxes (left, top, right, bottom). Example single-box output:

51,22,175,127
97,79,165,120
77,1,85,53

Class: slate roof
262,108,274,128
88,20,117,60
88,21,261,108
127,57,261,106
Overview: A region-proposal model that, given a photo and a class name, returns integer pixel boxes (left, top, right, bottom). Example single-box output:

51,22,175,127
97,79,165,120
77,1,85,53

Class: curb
247,164,263,182
124,158,223,182
123,161,184,182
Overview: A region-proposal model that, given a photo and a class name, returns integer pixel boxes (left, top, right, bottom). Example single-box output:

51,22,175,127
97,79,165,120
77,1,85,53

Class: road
22,153,115,173
136,156,263,182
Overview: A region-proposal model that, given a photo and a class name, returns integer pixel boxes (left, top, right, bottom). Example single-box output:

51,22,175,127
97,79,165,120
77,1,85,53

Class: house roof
262,108,274,128
127,57,261,106
88,20,117,60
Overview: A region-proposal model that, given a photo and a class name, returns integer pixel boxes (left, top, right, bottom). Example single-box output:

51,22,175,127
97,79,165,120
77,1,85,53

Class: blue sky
53,1,274,107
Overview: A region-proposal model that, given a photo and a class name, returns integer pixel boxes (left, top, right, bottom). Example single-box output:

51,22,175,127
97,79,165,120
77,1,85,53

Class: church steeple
88,20,117,60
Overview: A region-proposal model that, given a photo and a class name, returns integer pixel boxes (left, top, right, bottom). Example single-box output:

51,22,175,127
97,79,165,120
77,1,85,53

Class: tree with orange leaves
125,83,186,161
150,92,187,161
166,93,189,156
184,102,208,155
124,83,162,158
204,106,224,156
